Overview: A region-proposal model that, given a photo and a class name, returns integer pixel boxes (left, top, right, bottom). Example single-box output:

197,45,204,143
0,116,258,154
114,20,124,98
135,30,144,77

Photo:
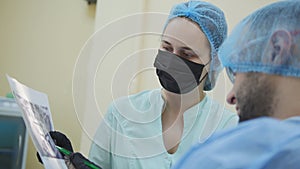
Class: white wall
0,0,95,168
78,0,278,154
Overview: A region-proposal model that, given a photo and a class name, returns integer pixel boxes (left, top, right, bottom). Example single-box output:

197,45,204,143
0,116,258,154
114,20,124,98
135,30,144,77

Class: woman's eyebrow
180,46,193,51
161,40,171,45
161,40,198,56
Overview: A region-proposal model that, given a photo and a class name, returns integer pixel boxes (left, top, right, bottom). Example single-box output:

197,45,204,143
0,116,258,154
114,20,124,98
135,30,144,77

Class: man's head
218,1,300,122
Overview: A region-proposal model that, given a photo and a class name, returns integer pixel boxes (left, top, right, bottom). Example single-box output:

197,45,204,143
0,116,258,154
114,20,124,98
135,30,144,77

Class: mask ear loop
199,72,208,84
199,58,211,84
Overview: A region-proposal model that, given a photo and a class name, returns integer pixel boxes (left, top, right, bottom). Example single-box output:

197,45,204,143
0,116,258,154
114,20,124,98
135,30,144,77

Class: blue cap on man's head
218,0,300,82
166,1,228,91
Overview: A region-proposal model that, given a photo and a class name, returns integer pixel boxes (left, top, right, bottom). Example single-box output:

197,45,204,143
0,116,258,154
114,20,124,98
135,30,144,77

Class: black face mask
154,49,208,94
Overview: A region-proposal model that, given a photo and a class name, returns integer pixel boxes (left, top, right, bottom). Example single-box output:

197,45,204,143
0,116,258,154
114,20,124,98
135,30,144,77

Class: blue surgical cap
218,1,300,82
165,1,228,91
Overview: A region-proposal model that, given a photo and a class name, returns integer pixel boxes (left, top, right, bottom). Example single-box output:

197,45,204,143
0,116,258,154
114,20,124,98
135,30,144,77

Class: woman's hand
36,131,74,163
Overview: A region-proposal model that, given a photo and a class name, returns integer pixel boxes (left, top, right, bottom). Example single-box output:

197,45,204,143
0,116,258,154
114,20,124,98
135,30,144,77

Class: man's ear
269,30,292,64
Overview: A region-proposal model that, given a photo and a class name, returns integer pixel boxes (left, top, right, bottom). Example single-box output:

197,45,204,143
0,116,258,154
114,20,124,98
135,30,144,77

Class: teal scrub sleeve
89,105,115,169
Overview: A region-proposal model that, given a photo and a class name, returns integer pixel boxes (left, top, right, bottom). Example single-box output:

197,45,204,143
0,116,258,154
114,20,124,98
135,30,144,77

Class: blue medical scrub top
172,116,300,169
89,89,238,169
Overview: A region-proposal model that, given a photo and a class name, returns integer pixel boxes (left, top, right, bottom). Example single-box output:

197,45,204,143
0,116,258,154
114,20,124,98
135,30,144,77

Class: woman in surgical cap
41,1,238,169
87,1,238,169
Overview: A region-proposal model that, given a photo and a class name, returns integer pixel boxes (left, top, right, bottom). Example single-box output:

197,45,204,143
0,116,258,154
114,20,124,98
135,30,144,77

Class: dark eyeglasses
225,67,236,83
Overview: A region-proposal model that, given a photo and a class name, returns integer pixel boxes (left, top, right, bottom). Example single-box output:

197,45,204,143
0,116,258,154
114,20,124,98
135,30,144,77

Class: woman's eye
162,46,173,52
181,52,194,58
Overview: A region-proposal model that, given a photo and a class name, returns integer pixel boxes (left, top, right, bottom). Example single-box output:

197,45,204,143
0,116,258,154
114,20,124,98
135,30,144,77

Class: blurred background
0,0,277,168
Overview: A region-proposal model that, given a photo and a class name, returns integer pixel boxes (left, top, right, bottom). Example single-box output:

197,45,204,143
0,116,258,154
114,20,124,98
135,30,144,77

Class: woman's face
161,17,211,65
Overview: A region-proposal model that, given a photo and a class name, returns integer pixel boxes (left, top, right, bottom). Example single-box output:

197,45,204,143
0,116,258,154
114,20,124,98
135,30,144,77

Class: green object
56,145,71,155
55,145,100,169
6,92,14,98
